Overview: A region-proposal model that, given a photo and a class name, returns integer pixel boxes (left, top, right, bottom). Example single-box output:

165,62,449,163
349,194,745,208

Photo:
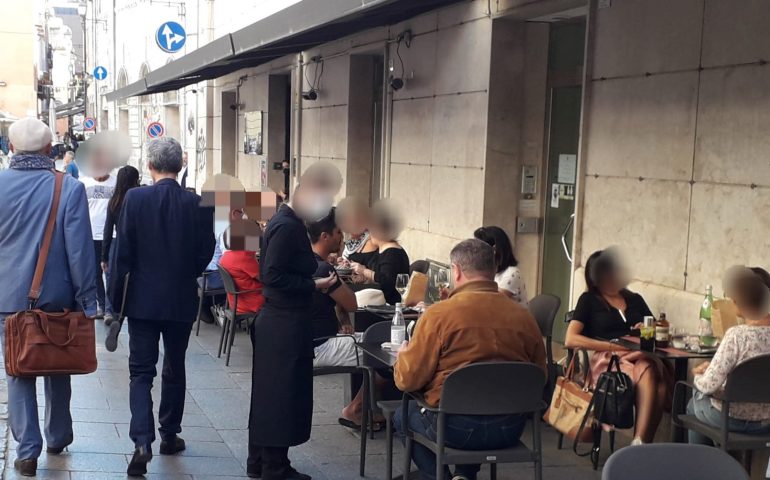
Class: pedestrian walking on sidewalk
108,137,215,477
0,118,98,477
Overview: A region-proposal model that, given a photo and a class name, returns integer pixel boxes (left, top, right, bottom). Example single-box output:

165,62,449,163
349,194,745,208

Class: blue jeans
687,390,770,445
197,270,224,291
128,318,193,449
394,401,526,480
0,314,73,460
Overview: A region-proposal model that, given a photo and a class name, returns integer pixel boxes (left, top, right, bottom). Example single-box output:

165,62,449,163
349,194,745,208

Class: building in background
102,0,770,344
0,2,40,119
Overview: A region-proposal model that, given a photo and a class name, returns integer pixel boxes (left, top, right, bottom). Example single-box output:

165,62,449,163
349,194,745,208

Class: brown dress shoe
14,458,37,477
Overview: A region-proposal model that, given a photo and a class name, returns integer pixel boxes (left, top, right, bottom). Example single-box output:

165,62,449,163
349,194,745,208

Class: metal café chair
529,294,561,398
217,266,261,366
394,362,546,480
195,270,226,336
601,443,749,480
672,353,770,460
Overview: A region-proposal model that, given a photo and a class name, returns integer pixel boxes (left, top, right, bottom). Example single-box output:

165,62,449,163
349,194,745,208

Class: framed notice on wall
243,111,263,155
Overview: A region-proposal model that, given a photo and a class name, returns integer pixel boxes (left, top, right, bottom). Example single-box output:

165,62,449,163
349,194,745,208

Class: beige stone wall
0,2,37,117
576,0,770,330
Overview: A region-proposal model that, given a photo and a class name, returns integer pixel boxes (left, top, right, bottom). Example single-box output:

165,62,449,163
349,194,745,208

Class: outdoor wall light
389,29,412,92
0,81,7,87
302,89,318,101
303,55,323,101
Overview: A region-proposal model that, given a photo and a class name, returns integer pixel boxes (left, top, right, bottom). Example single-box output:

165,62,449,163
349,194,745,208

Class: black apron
248,300,314,446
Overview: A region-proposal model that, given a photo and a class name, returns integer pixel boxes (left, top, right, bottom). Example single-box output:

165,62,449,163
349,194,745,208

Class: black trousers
247,444,291,479
128,319,193,449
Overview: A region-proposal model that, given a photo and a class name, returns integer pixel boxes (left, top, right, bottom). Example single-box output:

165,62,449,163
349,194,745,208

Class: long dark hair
473,226,518,273
109,165,140,215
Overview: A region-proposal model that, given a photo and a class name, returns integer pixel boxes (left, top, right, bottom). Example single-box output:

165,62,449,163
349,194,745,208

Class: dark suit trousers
128,319,193,449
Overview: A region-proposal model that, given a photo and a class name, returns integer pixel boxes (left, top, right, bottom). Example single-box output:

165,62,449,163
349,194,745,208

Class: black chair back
363,320,391,344
410,260,429,275
529,294,560,338
725,353,770,403
217,266,238,296
601,443,748,480
440,362,545,416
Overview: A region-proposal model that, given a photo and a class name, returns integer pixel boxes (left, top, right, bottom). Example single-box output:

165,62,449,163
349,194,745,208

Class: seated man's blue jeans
0,314,73,460
394,401,526,480
197,270,224,291
687,390,770,445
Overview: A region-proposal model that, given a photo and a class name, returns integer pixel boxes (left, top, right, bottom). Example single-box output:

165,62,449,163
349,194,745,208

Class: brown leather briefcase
4,171,97,377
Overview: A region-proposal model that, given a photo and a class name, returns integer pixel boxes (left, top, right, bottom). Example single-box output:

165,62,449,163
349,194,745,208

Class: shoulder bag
4,171,97,377
543,351,594,443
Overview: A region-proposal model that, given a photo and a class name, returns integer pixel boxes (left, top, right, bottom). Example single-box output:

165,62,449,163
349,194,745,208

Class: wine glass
396,274,410,303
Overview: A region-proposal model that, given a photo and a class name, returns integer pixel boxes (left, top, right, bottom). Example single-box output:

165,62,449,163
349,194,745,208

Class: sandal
338,417,384,432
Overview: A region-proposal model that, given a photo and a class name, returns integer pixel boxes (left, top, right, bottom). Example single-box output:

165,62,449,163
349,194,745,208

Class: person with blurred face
179,151,189,189
79,146,117,322
350,200,410,305
687,266,770,445
63,150,78,178
247,164,339,480
337,197,378,269
564,248,670,444
0,118,97,477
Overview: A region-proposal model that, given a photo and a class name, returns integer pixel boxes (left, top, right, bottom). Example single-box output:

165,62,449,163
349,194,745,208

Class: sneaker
103,312,114,325
630,437,644,446
105,320,122,352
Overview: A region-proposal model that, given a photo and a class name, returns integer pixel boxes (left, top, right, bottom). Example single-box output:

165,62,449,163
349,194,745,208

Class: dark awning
105,0,464,101
41,99,86,118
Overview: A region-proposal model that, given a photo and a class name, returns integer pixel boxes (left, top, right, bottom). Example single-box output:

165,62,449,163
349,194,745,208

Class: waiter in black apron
247,165,339,480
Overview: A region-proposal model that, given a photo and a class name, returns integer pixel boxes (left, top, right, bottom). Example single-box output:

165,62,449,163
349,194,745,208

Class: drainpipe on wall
380,37,394,200
570,0,598,305
292,53,304,193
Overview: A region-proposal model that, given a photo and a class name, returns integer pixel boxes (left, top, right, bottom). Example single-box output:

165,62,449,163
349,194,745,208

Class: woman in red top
218,222,265,314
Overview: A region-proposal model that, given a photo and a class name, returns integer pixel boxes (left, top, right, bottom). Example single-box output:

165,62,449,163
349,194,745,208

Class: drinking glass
396,274,409,303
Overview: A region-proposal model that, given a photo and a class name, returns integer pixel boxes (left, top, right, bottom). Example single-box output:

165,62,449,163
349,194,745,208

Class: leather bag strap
28,171,64,306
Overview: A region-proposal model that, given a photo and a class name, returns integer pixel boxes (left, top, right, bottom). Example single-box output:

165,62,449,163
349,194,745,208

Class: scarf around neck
9,153,55,170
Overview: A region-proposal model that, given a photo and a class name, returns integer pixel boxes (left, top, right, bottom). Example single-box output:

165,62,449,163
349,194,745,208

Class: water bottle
391,303,406,345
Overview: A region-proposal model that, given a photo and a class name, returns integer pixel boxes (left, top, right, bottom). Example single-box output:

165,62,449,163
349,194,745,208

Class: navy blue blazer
108,178,215,322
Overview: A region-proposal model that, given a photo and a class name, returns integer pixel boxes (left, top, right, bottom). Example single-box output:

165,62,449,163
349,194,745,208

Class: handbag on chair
4,172,97,377
544,353,594,443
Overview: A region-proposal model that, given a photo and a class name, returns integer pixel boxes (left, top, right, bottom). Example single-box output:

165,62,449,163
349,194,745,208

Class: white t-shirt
80,175,116,241
495,266,529,307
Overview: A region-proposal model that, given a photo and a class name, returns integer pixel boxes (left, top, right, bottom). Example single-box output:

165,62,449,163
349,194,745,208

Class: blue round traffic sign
156,21,186,53
93,66,107,80
83,117,96,131
147,122,165,138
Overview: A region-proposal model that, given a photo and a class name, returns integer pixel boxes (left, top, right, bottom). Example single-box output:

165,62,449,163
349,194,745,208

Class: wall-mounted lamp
0,81,7,87
302,89,318,101
389,29,412,91
302,55,324,101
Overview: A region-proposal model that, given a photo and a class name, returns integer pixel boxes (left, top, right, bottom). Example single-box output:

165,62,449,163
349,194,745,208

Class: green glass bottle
699,285,715,346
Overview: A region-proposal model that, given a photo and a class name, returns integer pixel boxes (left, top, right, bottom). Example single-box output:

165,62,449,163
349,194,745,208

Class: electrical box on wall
517,217,541,234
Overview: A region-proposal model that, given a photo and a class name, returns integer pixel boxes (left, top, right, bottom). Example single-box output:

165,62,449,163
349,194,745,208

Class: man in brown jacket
393,238,546,480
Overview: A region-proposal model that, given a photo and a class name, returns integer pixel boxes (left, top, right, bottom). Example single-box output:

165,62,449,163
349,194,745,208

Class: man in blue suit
108,137,215,477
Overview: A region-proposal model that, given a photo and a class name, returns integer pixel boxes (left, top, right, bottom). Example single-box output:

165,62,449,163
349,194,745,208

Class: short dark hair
728,267,770,314
585,249,622,295
307,207,337,244
450,239,495,277
473,226,518,272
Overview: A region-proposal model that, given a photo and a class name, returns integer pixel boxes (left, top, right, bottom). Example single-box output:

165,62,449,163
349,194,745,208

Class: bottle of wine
655,313,670,348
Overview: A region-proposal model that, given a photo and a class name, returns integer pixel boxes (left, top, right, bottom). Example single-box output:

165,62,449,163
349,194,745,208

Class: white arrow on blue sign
93,66,107,80
156,21,186,53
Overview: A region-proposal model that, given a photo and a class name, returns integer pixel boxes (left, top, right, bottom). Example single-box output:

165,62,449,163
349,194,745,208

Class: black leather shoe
14,458,37,477
127,446,152,476
283,467,311,480
105,320,121,352
159,436,186,455
46,446,66,454
246,467,262,478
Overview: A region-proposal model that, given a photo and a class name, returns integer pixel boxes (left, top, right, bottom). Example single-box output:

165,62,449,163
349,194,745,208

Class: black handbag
593,354,635,428
574,354,635,469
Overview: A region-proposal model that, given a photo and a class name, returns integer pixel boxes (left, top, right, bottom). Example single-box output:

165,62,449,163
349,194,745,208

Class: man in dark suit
108,137,215,477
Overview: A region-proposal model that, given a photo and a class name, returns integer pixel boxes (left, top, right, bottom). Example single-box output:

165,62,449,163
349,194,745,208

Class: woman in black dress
350,201,409,305
564,248,671,444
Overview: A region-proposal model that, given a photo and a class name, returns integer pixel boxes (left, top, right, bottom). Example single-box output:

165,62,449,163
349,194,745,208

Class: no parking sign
83,117,96,131
147,122,165,138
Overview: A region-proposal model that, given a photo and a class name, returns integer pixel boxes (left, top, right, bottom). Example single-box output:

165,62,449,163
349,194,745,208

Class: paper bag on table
712,298,739,338
403,272,428,307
